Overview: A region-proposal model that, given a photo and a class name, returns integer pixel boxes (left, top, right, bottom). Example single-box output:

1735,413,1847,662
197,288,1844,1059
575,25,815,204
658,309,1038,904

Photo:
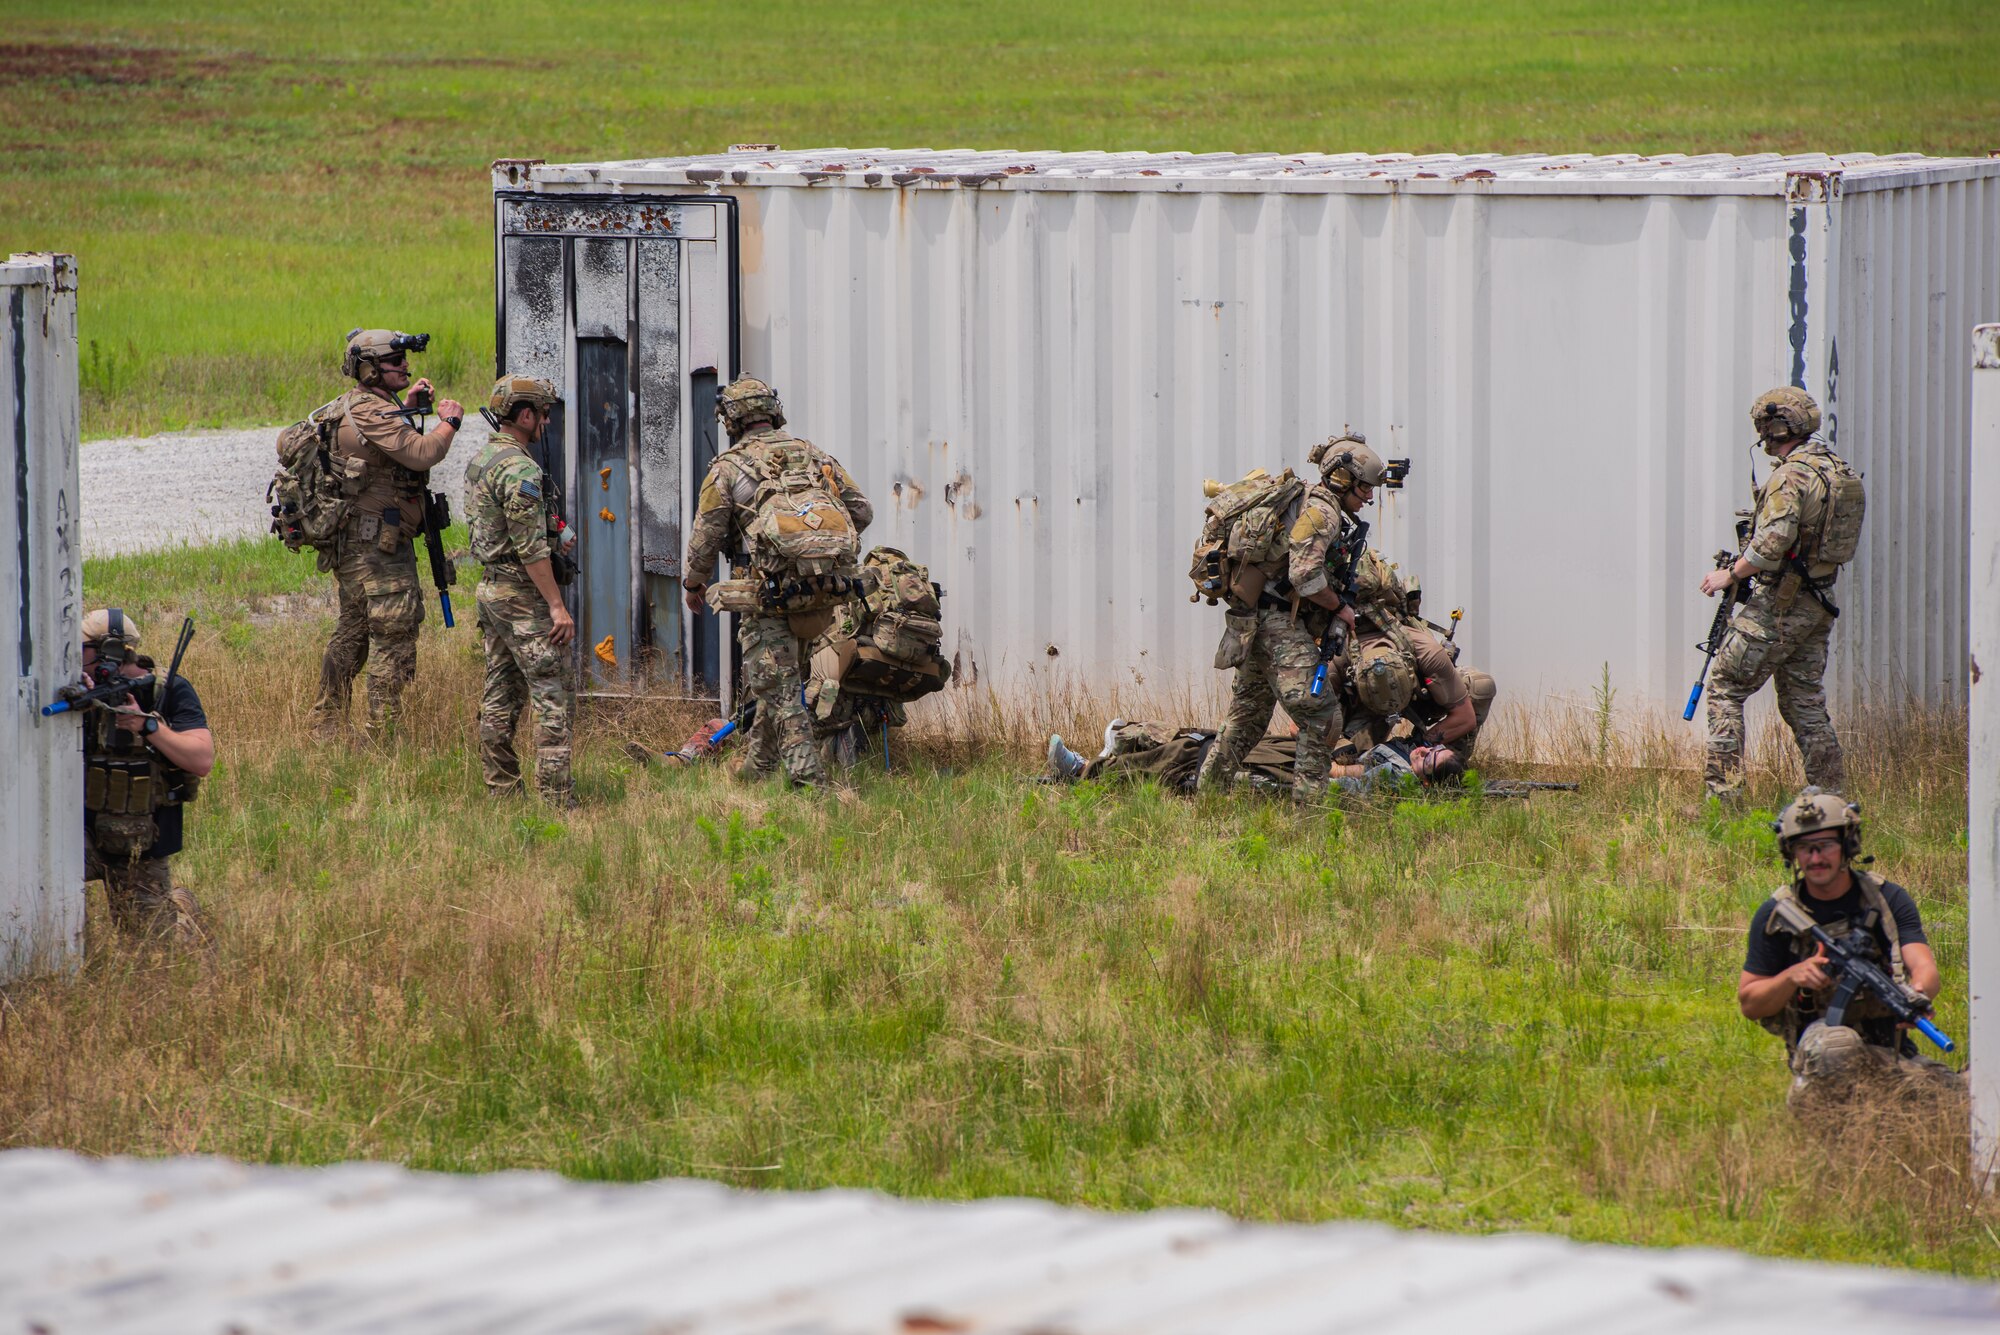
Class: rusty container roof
506,147,2000,197
4,1150,1998,1333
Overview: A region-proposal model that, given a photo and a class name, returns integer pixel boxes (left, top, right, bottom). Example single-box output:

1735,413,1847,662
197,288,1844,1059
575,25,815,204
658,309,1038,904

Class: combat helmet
1349,639,1416,716
1750,386,1821,442
488,374,559,421
1773,786,1861,863
1309,428,1387,496
81,607,141,666
343,328,431,386
717,376,786,440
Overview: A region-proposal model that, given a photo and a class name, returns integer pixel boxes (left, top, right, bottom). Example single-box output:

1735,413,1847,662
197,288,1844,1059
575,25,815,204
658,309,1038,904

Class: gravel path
80,418,495,557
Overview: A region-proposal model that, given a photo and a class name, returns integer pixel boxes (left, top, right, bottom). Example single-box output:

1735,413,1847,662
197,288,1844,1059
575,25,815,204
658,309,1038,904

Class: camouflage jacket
329,388,454,520
684,425,872,583
1286,484,1367,603
466,436,557,588
1745,438,1843,579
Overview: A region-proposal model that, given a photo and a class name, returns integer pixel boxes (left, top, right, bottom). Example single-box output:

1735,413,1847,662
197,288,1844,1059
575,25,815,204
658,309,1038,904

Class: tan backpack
268,394,362,553
745,434,861,576
1792,451,1866,567
1188,467,1305,606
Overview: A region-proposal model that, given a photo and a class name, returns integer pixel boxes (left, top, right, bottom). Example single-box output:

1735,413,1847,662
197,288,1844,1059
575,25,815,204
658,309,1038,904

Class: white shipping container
498,150,2000,719
2,252,83,982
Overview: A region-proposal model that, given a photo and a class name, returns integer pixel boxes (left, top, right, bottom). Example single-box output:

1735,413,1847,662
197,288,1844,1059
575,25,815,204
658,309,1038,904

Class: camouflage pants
84,814,200,938
1705,584,1843,798
476,582,574,802
1196,607,1342,800
1787,1021,1964,1114
313,534,423,739
740,613,828,787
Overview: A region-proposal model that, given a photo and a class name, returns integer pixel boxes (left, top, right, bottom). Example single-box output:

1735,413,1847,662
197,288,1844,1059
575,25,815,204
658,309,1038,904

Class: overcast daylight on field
4,4,2000,1331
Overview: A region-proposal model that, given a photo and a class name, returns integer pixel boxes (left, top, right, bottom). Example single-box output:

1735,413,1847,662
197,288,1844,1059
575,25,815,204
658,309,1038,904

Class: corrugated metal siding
731,183,1803,708
515,151,2000,716
0,254,82,983
1831,175,2000,707
6,1150,1998,1334
1969,323,2000,1180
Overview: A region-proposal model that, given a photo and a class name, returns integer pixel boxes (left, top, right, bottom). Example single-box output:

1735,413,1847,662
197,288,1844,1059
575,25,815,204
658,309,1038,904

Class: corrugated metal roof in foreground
525,148,2000,196
3,1151,1997,1335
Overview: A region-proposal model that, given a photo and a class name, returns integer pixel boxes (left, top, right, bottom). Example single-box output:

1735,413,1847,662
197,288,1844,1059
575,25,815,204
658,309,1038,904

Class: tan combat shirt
684,426,873,582
330,388,455,521
1744,439,1841,581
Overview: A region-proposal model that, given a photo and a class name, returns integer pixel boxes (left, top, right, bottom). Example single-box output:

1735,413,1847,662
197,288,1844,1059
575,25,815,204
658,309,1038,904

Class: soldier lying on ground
1047,719,1464,794
1737,788,1963,1114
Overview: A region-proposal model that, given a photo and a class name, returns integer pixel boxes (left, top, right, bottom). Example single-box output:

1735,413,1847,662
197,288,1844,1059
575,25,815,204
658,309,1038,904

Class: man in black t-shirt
1737,788,1962,1111
76,609,215,940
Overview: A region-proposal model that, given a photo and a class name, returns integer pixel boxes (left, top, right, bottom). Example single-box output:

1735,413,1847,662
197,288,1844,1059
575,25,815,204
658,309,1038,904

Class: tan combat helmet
489,374,559,420
717,376,786,440
1310,428,1388,496
1350,639,1416,716
1750,386,1821,443
342,328,431,386
81,607,141,664
1773,786,1861,864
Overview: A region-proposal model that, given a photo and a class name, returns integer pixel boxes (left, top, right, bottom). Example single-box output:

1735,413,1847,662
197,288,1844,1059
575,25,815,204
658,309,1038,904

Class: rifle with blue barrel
1770,896,1955,1053
1684,549,1747,721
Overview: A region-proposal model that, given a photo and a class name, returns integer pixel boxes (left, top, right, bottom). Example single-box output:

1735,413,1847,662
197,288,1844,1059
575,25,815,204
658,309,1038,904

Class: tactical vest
328,390,428,538
1759,874,1905,1050
82,689,197,818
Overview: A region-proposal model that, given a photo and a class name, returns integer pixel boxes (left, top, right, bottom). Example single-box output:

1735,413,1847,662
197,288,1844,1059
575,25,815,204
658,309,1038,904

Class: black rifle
1684,550,1744,721
397,390,458,627
42,671,157,717
1769,896,1955,1053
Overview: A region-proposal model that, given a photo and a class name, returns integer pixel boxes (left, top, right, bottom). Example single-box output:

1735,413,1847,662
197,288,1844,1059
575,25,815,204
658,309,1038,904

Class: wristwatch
444,413,463,430
142,714,160,737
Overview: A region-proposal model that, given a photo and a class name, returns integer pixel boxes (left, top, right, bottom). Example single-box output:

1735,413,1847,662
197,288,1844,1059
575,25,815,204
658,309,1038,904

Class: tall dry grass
1,581,1992,1274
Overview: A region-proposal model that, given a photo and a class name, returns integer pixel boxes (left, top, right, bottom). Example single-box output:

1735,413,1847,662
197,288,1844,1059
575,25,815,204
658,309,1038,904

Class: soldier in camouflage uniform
1195,432,1382,802
466,375,578,804
1699,387,1863,799
683,378,872,789
309,329,465,741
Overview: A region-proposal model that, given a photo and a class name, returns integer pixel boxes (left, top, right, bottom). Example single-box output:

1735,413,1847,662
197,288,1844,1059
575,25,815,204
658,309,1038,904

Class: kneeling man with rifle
1737,788,1962,1113
58,609,213,941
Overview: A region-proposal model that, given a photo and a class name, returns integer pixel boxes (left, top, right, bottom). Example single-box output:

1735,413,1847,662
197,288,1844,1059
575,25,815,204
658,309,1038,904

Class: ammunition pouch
708,569,869,616
84,757,163,816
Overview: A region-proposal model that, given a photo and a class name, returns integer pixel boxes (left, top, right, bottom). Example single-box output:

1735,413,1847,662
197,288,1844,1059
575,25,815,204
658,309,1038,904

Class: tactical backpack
1791,450,1866,567
1188,467,1304,606
829,546,952,702
268,394,361,554
747,435,861,577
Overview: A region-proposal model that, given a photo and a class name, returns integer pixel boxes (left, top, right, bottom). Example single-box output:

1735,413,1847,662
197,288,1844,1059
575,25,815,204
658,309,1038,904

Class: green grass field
3,540,1990,1275
3,1,1997,436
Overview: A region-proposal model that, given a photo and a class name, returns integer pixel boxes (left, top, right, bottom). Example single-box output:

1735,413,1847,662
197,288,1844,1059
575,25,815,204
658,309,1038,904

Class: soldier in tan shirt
309,328,464,741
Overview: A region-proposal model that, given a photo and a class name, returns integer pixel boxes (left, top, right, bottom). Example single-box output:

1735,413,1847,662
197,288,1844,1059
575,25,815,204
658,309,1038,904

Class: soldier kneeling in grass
1737,788,1964,1114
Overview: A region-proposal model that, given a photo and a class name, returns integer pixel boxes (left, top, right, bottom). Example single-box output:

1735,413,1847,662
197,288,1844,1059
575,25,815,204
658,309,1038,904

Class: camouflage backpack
745,433,861,576
1790,449,1867,567
1188,467,1305,606
826,546,952,702
268,393,361,554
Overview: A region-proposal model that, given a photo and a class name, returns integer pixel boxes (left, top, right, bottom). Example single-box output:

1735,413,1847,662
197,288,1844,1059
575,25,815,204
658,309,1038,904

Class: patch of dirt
0,42,249,88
